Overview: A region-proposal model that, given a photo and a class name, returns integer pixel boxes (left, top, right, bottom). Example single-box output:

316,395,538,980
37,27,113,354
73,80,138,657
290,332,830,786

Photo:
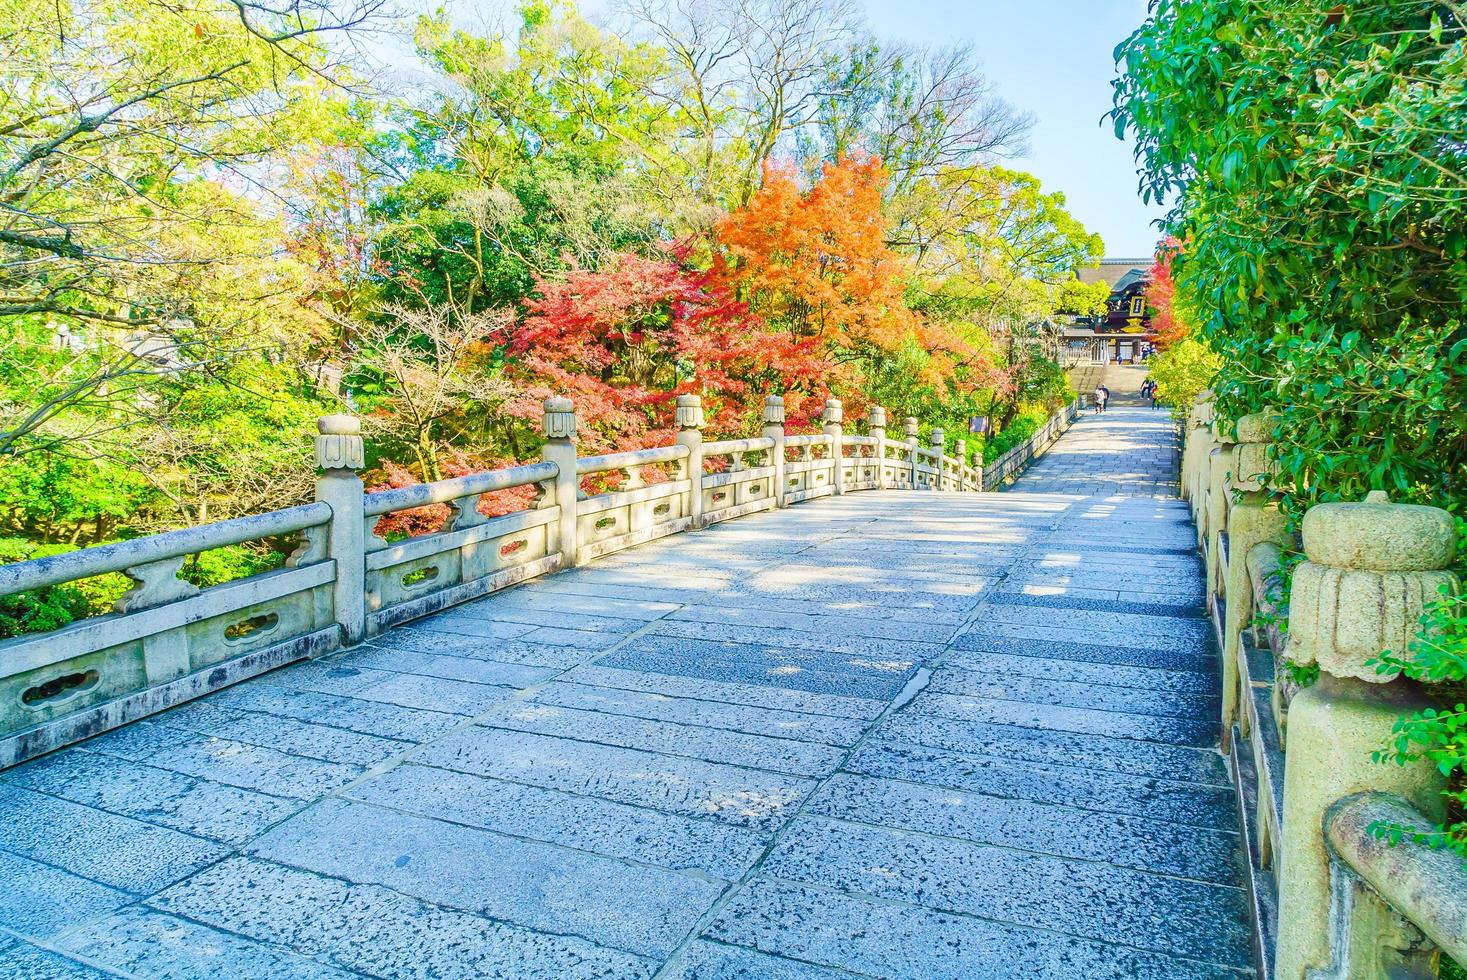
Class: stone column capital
315,414,364,472
675,393,705,430
542,397,576,440
1288,494,1459,682
762,394,785,425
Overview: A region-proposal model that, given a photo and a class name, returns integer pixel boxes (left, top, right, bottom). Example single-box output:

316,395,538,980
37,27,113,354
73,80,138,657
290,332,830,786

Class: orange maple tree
717,155,917,357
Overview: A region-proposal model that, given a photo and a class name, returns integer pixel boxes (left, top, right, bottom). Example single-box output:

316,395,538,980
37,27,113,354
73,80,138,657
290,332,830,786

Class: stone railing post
868,406,887,489
763,394,787,507
1221,413,1291,744
675,394,706,525
1275,493,1458,979
955,439,968,491
762,393,786,510
930,428,946,490
540,397,580,569
823,398,844,495
905,417,920,489
315,414,366,646
1190,391,1217,530
1205,420,1237,598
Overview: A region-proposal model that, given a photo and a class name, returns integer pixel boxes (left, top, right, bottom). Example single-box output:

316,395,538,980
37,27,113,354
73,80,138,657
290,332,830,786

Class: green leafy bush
1114,1,1467,520
982,405,1050,464
0,538,284,639
0,539,130,639
1149,336,1221,420
1371,589,1467,855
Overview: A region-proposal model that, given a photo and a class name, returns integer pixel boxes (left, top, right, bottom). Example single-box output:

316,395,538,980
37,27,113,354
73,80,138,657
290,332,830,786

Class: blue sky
862,0,1167,257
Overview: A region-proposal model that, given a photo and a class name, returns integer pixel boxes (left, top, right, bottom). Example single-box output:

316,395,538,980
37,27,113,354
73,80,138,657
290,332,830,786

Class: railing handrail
577,444,689,475
702,436,776,455
364,461,559,517
0,502,332,596
1327,793,1467,964
784,433,830,448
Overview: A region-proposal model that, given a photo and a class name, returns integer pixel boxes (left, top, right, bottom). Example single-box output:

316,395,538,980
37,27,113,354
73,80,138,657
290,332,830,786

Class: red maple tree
504,247,836,453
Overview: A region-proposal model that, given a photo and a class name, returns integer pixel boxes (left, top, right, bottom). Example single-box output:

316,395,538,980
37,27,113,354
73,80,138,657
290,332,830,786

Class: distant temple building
1061,257,1156,364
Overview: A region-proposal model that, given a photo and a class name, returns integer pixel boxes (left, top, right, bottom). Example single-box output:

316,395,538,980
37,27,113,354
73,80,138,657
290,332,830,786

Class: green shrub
1371,589,1467,855
0,537,282,639
982,405,1050,464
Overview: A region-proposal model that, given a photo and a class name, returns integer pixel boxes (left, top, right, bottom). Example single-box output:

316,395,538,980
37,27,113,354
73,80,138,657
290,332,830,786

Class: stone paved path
0,411,1252,979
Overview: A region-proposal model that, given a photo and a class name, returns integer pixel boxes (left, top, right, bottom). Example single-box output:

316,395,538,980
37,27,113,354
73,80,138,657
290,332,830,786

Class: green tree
1113,0,1467,513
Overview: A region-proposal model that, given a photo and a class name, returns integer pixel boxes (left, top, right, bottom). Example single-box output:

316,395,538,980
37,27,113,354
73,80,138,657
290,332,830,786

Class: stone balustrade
0,391,1074,768
1182,391,1465,980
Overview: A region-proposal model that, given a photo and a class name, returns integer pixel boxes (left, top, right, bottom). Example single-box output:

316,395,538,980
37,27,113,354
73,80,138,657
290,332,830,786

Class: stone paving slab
806,772,1240,883
560,664,886,720
346,763,767,879
0,851,130,939
601,633,925,701
248,798,722,956
149,857,657,978
528,679,870,745
2,750,296,846
849,738,1240,829
0,404,1257,978
994,589,1206,617
954,627,1217,672
704,879,1244,980
150,699,410,767
907,689,1217,746
202,683,463,742
480,701,846,776
56,907,359,979
944,648,1218,695
926,663,1220,717
79,723,360,799
873,709,1231,785
0,936,115,980
414,726,816,830
366,626,593,667
762,816,1253,968
666,939,853,979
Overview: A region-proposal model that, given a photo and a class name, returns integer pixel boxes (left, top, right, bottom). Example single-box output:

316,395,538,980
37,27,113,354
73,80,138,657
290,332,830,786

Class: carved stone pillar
1205,418,1237,599
930,428,945,490
1221,412,1291,745
1275,493,1457,979
868,405,887,489
763,395,787,507
314,414,366,645
823,398,844,495
905,417,919,489
675,394,706,524
540,397,580,568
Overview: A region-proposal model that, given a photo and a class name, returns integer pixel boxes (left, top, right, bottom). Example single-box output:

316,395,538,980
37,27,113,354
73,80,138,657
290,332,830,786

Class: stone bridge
0,395,1269,979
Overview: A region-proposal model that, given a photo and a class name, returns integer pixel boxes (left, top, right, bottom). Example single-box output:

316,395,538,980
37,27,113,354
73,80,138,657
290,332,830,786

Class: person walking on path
1093,384,1110,414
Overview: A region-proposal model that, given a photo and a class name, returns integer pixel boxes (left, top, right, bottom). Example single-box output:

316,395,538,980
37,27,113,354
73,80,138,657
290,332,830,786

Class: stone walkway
0,411,1253,979
1018,403,1179,497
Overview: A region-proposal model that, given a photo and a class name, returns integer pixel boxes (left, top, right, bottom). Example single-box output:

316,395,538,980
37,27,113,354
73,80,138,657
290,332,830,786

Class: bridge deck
0,405,1254,978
